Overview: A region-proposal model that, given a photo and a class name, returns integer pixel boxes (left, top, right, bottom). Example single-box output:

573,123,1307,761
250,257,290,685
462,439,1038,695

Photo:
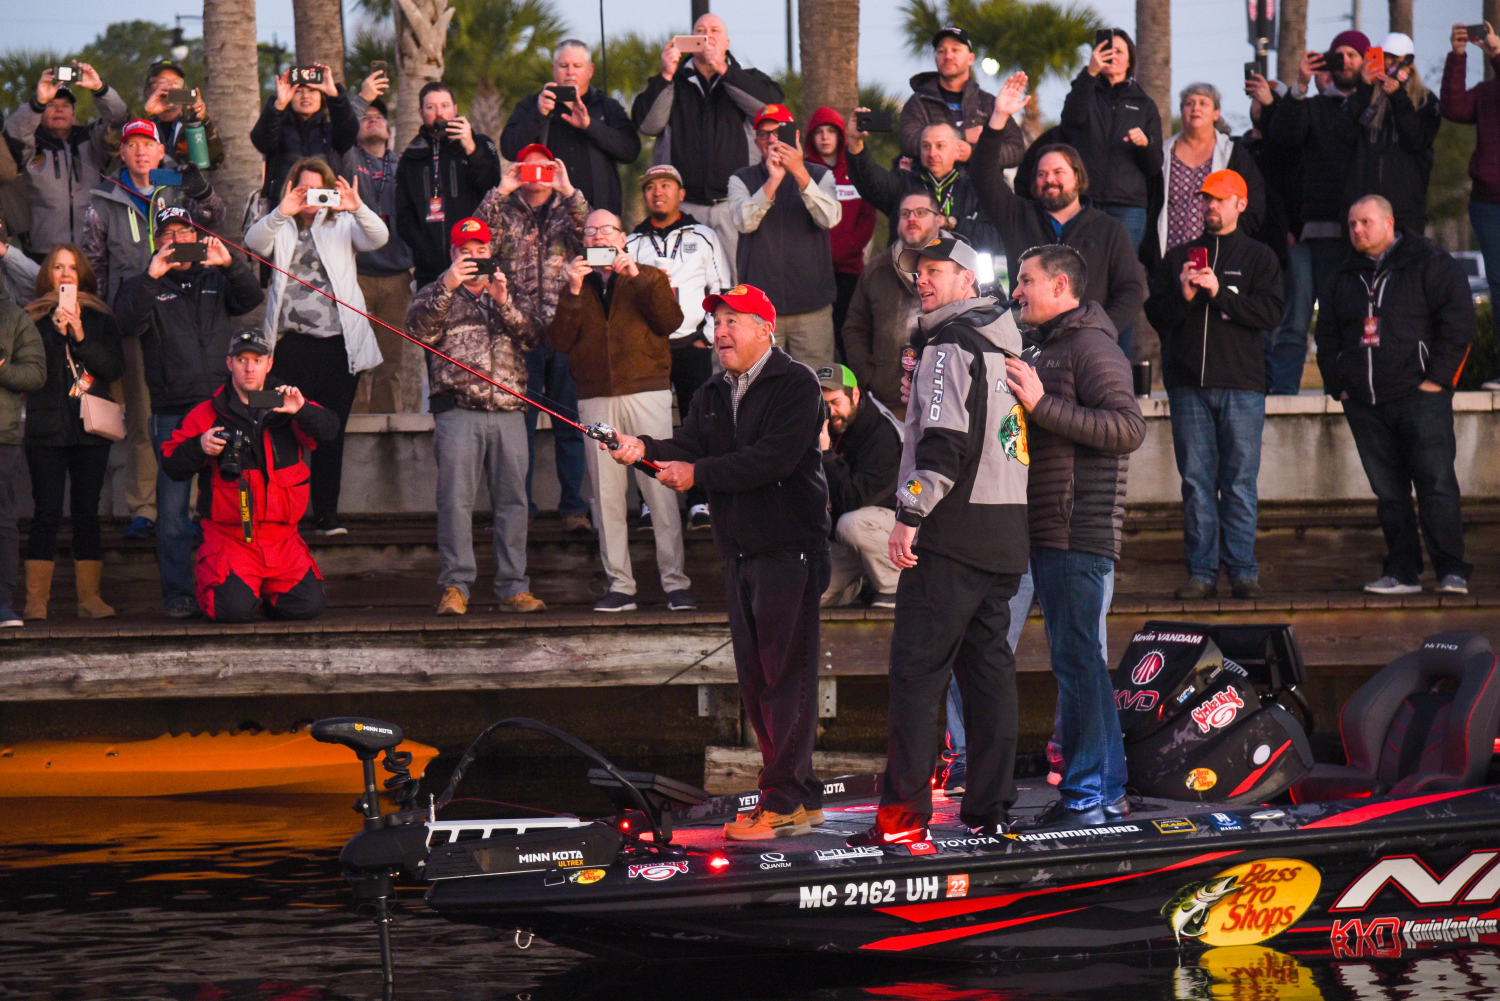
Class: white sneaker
1481,379,1500,390
1438,574,1470,594
1364,576,1422,595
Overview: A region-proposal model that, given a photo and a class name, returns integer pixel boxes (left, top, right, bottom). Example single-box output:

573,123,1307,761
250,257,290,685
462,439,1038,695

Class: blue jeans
1168,387,1265,582
1100,204,1146,359
523,344,587,517
1470,200,1500,342
1030,547,1125,810
1266,241,1311,394
148,413,198,604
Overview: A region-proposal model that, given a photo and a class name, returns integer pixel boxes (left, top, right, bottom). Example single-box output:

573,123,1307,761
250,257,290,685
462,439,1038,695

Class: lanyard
646,227,687,262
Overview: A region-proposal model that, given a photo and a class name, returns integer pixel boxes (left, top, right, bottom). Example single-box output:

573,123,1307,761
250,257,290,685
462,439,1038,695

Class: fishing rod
103,173,661,474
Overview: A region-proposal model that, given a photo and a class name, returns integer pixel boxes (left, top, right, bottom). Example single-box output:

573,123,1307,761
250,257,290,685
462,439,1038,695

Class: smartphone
58,283,77,313
1244,62,1260,82
1188,247,1209,271
1394,53,1415,73
470,257,500,276
289,65,324,86
1469,24,1492,43
1364,47,1383,71
165,87,199,105
168,242,208,264
585,246,618,268
305,188,340,208
1323,50,1344,73
775,122,798,147
53,64,77,83
369,60,388,76
857,109,893,133
518,163,554,184
1094,29,1114,49
673,34,708,53
245,390,285,409
552,84,577,105
149,168,184,187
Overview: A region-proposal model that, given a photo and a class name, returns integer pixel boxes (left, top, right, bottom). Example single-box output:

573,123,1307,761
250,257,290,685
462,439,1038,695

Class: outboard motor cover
1113,624,1230,739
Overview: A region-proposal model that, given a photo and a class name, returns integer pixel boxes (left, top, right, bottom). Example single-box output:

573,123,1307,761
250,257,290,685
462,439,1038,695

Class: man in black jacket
250,65,359,204
631,13,784,277
396,83,503,287
117,207,263,618
1146,170,1284,601
1318,194,1475,595
501,40,640,216
817,364,903,608
608,283,830,841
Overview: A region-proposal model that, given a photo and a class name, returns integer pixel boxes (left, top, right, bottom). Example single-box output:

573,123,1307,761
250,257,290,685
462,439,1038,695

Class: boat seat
311,717,406,760
1290,632,1499,803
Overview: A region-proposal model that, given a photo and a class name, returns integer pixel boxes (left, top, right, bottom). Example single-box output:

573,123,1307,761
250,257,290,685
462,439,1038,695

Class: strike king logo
628,861,690,881
1161,859,1321,946
1131,650,1166,686
1191,689,1246,733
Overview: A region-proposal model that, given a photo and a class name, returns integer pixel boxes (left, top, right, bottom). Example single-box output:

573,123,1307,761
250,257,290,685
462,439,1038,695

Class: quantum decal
1163,859,1321,946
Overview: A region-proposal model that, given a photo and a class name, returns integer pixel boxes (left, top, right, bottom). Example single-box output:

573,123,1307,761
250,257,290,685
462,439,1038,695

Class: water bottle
184,117,210,170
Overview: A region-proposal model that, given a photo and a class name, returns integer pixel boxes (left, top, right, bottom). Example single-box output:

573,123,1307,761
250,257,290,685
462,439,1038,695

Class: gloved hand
180,163,213,201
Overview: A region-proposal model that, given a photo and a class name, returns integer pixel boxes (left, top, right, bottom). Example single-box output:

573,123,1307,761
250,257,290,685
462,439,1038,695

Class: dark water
3,794,1499,1001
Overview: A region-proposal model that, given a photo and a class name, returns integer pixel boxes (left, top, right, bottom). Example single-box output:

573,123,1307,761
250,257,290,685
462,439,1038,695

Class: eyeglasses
583,225,621,237
898,208,937,220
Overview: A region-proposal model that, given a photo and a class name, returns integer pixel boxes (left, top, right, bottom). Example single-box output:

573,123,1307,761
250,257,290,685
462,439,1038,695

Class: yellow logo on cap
726,285,750,296
926,237,943,247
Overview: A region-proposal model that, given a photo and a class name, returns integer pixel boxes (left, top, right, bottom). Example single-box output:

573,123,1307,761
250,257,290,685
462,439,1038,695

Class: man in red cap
608,283,831,841
405,218,545,616
1146,168,1284,600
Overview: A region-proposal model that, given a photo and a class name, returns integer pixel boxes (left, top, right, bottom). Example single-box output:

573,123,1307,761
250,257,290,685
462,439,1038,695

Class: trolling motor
583,422,661,479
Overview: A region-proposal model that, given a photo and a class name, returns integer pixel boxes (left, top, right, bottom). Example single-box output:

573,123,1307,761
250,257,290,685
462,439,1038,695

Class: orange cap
1198,169,1248,201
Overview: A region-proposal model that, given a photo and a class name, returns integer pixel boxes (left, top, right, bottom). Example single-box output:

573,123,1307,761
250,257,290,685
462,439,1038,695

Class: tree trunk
293,0,347,85
468,84,505,146
1387,0,1412,37
1023,93,1043,145
798,0,860,127
202,0,262,236
1489,0,1500,81
394,0,454,150
1277,0,1308,86
1134,0,1171,127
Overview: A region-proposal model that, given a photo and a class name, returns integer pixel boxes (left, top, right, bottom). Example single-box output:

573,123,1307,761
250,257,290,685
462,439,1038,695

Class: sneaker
314,516,347,536
0,605,21,628
124,516,155,541
666,589,696,611
637,503,653,533
942,755,966,796
724,805,812,841
688,505,711,530
563,513,592,534
1438,574,1470,595
870,592,898,608
806,808,825,826
1175,578,1217,600
593,591,638,612
1364,575,1422,595
846,823,929,847
500,591,546,613
164,596,201,619
436,587,468,616
1230,577,1265,599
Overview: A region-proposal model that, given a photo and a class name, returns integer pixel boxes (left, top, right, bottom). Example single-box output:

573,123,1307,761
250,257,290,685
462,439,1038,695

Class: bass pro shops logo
1162,859,1321,945
1131,650,1166,686
999,404,1029,465
1192,689,1246,733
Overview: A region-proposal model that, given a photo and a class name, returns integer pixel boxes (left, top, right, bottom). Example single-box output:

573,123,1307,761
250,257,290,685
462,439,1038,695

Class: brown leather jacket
546,264,683,400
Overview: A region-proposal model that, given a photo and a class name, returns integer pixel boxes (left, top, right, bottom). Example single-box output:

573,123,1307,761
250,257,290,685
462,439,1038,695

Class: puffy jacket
626,212,731,341
641,346,830,558
632,52,784,204
115,258,264,414
1020,301,1144,561
4,85,129,254
80,171,226,308
841,243,921,418
1146,228,1285,392
1345,87,1441,232
1266,84,1366,229
161,384,340,541
1318,232,1475,405
249,89,360,202
899,71,996,162
500,87,640,215
806,106,878,275
895,296,1029,574
405,278,535,413
1442,49,1500,205
474,187,588,331
823,391,902,522
394,125,503,284
0,285,46,446
1142,131,1267,269
546,265,683,399
22,305,125,447
845,146,1006,259
1058,70,1164,209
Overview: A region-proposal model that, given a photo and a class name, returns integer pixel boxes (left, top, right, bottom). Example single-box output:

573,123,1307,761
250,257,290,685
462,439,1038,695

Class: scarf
24,289,113,323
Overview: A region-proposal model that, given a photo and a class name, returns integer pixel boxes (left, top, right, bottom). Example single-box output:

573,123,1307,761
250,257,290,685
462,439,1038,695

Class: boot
23,560,53,620
74,560,116,619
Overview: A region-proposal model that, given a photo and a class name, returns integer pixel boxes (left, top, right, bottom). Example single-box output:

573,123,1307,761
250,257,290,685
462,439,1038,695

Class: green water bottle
183,115,210,170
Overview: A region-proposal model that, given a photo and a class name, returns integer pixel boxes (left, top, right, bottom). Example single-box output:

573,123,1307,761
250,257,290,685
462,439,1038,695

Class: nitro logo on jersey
1191,689,1245,733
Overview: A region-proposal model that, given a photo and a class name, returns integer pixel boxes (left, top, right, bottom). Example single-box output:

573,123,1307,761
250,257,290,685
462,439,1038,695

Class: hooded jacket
3,84,129,254
22,304,126,447
0,284,46,446
1345,85,1441,233
823,389,902,522
1142,130,1267,269
80,172,227,308
899,71,996,162
845,144,1009,259
546,264,684,399
1059,69,1164,209
1145,227,1285,393
806,107,878,274
632,52,785,204
405,278,535,413
250,88,360,202
895,296,1029,574
841,243,922,418
394,125,503,285
474,187,588,332
1442,49,1500,205
500,86,641,215
1318,232,1475,405
626,212,731,342
1021,301,1145,561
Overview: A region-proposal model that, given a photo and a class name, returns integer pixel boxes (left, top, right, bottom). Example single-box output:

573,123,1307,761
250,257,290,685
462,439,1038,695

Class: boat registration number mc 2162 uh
800,876,945,908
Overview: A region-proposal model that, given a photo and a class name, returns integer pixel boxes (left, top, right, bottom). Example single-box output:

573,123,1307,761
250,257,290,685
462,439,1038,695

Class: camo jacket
405,279,535,412
473,187,587,334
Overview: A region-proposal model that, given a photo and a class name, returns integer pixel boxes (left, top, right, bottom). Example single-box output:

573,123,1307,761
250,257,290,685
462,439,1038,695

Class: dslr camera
215,428,250,481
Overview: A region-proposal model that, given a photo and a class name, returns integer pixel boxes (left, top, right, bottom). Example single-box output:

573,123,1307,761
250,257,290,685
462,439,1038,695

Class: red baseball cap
703,284,776,325
516,143,553,161
753,104,795,127
121,119,160,143
450,217,491,247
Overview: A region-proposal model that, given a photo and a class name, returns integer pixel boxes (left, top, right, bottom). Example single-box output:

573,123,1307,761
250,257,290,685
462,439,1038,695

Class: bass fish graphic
1160,875,1239,943
999,403,1029,465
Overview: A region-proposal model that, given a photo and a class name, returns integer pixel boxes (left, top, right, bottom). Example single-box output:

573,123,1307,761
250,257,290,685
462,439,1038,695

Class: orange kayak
0,730,440,797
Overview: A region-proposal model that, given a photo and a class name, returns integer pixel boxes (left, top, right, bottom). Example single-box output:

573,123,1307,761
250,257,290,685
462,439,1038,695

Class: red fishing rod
104,173,661,473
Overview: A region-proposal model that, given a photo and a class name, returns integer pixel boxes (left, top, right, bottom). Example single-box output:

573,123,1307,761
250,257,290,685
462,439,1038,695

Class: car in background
1453,251,1490,303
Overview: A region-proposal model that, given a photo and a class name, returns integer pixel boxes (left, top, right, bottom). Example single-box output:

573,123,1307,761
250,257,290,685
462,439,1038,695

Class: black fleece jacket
1318,232,1475,405
395,126,503,284
1266,85,1366,228
500,87,641,215
1146,228,1285,392
823,395,901,522
1345,88,1442,233
844,146,1006,257
1059,70,1164,209
642,346,830,557
249,89,359,202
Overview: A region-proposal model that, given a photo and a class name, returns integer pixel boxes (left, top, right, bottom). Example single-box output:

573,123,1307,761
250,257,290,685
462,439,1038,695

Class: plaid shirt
724,344,773,423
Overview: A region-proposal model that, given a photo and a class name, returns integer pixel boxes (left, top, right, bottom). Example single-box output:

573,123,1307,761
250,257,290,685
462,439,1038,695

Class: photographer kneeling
159,331,339,623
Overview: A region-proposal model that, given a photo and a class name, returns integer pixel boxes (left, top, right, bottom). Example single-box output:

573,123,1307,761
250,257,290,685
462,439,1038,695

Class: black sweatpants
24,442,112,561
881,549,1020,829
725,548,832,815
0,445,22,608
270,333,359,521
670,342,714,511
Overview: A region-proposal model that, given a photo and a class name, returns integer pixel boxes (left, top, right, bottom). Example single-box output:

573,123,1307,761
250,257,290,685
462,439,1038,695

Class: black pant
0,445,22,608
210,567,326,623
270,333,359,521
24,443,112,561
831,270,860,365
670,342,714,511
725,548,832,815
1343,390,1472,582
882,550,1020,828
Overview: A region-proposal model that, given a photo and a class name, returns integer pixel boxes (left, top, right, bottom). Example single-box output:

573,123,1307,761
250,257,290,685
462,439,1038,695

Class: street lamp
172,14,202,62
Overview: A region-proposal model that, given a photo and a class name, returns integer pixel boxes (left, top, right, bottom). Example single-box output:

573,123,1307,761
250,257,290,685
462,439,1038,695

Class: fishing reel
584,421,623,450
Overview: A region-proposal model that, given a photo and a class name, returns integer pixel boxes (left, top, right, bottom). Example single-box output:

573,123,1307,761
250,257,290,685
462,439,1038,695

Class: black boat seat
1290,633,1499,803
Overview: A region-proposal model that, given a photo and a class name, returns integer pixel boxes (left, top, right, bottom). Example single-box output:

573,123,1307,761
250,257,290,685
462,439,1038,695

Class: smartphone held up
519,163,555,184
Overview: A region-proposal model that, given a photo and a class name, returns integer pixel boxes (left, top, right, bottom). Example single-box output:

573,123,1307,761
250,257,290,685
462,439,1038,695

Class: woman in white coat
246,155,387,535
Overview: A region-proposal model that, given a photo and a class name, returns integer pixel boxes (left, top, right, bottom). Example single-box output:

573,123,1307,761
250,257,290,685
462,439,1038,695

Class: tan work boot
74,560,116,618
435,587,468,616
724,805,813,841
499,591,546,613
23,560,53,620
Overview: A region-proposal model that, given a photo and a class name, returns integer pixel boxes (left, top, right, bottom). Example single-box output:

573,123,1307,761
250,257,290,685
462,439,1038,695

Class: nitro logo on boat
1131,631,1203,645
1163,859,1321,946
1131,651,1166,686
1332,851,1500,910
628,861,690,881
519,850,584,864
1191,689,1245,733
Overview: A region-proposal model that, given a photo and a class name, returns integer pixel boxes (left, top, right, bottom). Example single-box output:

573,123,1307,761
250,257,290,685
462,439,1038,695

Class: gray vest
732,161,836,316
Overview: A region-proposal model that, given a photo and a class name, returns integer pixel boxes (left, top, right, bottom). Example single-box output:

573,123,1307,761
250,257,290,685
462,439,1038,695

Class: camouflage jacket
405,278,535,412
474,187,587,333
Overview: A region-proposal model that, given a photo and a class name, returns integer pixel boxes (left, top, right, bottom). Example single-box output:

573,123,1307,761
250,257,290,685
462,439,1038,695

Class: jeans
149,413,198,604
523,344,586,518
24,442,112,561
1168,386,1265,582
1100,204,1146,359
1030,547,1126,811
1266,242,1311,394
1343,391,1472,583
1470,200,1500,343
433,407,532,601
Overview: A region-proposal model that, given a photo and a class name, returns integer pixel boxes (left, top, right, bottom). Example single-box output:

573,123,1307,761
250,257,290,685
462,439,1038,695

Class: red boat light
708,854,730,871
619,819,630,830
638,831,654,842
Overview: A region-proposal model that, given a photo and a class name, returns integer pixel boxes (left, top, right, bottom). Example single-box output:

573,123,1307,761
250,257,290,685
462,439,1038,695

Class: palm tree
1387,0,1412,36
800,0,861,124
392,0,455,149
1277,0,1307,86
203,0,263,235
595,31,677,108
443,0,566,142
1134,0,1170,126
294,0,348,84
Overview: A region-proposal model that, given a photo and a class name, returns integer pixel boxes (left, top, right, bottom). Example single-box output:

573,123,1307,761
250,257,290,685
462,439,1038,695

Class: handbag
65,340,126,442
